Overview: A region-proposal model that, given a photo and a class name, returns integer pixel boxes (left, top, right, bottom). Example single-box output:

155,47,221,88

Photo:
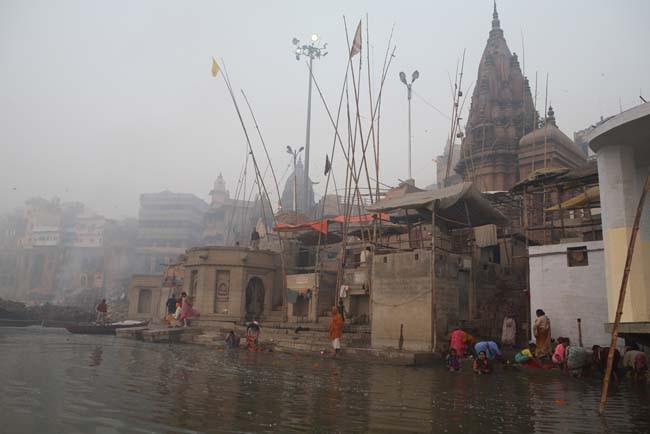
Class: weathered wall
127,274,165,321
597,143,650,323
529,241,611,347
372,250,433,352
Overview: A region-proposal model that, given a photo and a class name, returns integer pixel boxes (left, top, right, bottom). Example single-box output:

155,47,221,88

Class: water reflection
89,346,103,367
0,327,648,434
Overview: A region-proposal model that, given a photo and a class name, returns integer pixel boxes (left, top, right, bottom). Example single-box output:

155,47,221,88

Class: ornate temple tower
455,3,536,191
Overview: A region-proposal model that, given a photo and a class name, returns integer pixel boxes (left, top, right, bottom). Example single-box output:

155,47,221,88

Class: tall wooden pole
599,170,650,414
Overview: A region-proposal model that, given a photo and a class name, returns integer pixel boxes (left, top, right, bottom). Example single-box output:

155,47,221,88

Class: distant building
0,198,136,303
22,198,63,247
281,157,315,216
203,174,257,246
435,139,463,188
136,191,209,273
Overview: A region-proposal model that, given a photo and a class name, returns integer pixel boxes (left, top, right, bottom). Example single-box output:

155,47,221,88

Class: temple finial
492,1,501,29
547,105,556,126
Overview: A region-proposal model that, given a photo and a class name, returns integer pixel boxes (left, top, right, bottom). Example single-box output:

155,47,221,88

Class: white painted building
589,102,650,336
529,240,612,347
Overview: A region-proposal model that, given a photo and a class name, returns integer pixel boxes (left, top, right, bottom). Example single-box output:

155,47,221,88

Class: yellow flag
211,57,220,77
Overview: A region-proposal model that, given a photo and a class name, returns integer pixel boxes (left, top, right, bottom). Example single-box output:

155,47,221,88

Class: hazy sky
2,0,649,219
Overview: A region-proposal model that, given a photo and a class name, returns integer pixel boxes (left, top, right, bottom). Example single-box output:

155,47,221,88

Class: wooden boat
0,318,41,327
41,319,79,329
65,320,148,335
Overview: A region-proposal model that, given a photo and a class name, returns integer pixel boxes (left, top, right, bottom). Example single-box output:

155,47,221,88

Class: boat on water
65,320,148,335
0,319,41,327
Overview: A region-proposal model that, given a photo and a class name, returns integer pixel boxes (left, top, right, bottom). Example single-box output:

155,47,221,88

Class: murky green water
0,327,648,434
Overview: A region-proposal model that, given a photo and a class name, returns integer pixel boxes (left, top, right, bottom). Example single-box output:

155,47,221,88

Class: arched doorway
245,277,265,321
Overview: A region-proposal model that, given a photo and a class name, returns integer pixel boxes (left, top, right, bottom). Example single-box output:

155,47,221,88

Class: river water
0,327,648,434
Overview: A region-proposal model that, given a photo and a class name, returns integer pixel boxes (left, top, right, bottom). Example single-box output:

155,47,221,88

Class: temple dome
519,107,583,159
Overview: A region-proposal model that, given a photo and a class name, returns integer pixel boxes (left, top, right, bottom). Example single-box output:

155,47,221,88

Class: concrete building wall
372,250,433,352
596,141,650,323
528,241,611,347
128,274,165,321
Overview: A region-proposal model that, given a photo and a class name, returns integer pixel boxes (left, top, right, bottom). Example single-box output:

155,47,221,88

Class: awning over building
365,182,509,229
545,186,600,211
274,213,390,234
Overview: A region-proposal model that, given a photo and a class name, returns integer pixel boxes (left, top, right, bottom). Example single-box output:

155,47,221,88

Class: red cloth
274,213,390,234
329,312,344,340
96,303,107,313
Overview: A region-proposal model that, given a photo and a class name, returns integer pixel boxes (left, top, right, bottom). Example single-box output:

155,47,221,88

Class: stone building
518,106,587,180
128,246,285,323
455,4,536,191
366,183,526,352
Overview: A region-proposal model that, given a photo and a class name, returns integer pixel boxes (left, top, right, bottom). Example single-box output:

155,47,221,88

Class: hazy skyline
2,0,649,219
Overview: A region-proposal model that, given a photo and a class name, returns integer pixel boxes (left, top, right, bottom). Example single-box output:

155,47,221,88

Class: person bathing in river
449,329,474,358
533,309,552,358
592,345,621,383
565,338,587,377
96,299,108,324
552,337,567,368
246,321,261,351
623,347,648,383
329,306,344,356
446,348,461,371
473,351,491,374
225,330,239,349
474,340,503,362
514,343,541,367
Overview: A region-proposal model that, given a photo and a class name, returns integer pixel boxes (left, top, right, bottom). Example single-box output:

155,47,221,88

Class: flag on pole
324,154,332,175
350,20,362,58
211,57,220,77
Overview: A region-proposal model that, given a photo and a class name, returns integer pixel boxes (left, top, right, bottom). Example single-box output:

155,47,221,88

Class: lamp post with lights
292,35,327,213
399,70,419,181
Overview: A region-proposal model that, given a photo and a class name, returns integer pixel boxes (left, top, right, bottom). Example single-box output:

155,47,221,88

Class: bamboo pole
599,170,650,414
219,61,289,321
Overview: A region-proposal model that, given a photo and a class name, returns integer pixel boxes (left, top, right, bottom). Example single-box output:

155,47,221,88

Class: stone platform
115,321,436,366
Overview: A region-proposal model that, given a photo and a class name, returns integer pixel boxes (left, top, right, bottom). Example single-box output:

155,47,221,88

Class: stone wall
371,250,432,351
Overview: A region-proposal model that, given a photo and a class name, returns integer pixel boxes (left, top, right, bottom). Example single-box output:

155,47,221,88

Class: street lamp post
286,145,304,215
292,35,327,213
399,70,419,181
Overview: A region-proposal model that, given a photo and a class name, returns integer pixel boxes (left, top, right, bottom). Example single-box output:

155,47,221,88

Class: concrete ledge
604,322,650,334
142,327,202,343
340,348,439,366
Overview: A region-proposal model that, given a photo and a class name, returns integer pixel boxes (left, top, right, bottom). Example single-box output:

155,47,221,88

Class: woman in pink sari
450,329,473,357
179,292,200,326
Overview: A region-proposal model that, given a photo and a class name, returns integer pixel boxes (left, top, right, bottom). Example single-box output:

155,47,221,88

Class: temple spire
492,1,501,29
